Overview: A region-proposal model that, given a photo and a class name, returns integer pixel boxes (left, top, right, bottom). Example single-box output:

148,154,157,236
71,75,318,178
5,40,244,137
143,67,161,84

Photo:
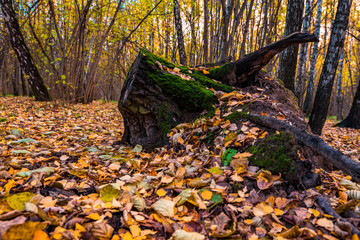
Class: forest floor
0,96,360,240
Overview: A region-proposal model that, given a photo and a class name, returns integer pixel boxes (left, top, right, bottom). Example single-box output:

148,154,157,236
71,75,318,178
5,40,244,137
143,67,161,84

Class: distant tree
277,0,304,93
295,0,313,107
203,0,209,63
336,50,344,120
309,0,353,135
174,0,187,65
0,0,51,101
219,0,235,60
303,0,323,114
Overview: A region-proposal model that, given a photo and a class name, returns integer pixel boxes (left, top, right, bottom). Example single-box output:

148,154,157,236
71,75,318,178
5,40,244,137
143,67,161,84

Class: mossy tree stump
118,49,232,149
119,32,318,150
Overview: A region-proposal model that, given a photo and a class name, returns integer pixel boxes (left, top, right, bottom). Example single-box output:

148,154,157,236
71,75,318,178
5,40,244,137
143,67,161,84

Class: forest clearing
1,0,360,239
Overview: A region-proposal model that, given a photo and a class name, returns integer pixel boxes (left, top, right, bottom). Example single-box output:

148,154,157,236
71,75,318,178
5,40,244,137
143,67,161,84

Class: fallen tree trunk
246,114,360,182
119,32,317,149
208,32,318,86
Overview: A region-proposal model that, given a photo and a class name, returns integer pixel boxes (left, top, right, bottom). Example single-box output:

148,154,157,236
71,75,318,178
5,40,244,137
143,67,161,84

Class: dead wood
209,32,319,86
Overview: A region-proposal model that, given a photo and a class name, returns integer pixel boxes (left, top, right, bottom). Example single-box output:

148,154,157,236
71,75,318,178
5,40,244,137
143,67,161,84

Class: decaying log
119,32,317,149
118,50,232,149
209,32,318,86
246,114,360,182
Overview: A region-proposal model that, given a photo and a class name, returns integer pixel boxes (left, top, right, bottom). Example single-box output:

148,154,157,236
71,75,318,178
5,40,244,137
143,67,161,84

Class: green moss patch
141,49,233,92
247,132,299,178
190,71,233,92
209,63,234,81
147,71,217,112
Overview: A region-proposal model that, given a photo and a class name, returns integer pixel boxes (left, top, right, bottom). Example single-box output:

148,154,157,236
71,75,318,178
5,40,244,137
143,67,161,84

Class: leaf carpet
0,96,360,240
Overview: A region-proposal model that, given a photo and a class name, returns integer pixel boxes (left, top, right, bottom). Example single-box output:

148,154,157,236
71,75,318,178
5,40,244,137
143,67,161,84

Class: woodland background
0,0,359,119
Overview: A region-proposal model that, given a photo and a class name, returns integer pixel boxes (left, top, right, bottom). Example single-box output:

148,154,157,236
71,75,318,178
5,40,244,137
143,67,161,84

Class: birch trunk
295,0,313,107
303,0,323,114
309,0,353,135
174,0,187,65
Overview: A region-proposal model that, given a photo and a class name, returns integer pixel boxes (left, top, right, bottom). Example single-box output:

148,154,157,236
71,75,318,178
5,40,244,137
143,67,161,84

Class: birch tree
303,0,323,114
174,0,187,65
295,0,313,107
309,0,353,135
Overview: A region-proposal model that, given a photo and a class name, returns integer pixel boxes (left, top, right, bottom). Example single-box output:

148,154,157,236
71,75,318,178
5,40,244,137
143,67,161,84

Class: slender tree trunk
0,0,51,101
277,0,305,93
239,0,255,57
228,0,247,53
219,0,235,60
174,0,187,65
336,50,344,120
165,19,170,59
295,0,313,107
309,0,353,135
303,0,322,114
203,0,209,63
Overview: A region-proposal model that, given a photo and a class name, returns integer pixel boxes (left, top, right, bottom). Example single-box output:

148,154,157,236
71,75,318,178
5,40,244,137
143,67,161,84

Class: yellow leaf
177,136,184,144
253,202,274,216
111,235,121,240
7,192,35,210
309,208,320,217
123,231,133,240
156,189,167,197
130,225,141,238
274,208,284,216
75,223,86,232
32,230,49,240
200,190,213,200
4,221,47,240
5,179,16,193
202,69,210,75
100,184,121,202
87,212,101,220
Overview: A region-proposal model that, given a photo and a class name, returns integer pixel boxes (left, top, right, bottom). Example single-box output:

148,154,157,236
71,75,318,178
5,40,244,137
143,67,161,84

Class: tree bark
337,78,360,129
0,0,51,101
309,0,353,135
303,0,323,114
174,0,187,65
276,0,304,93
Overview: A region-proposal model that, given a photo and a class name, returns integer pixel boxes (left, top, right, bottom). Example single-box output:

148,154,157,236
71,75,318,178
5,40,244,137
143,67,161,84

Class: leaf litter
0,95,359,240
